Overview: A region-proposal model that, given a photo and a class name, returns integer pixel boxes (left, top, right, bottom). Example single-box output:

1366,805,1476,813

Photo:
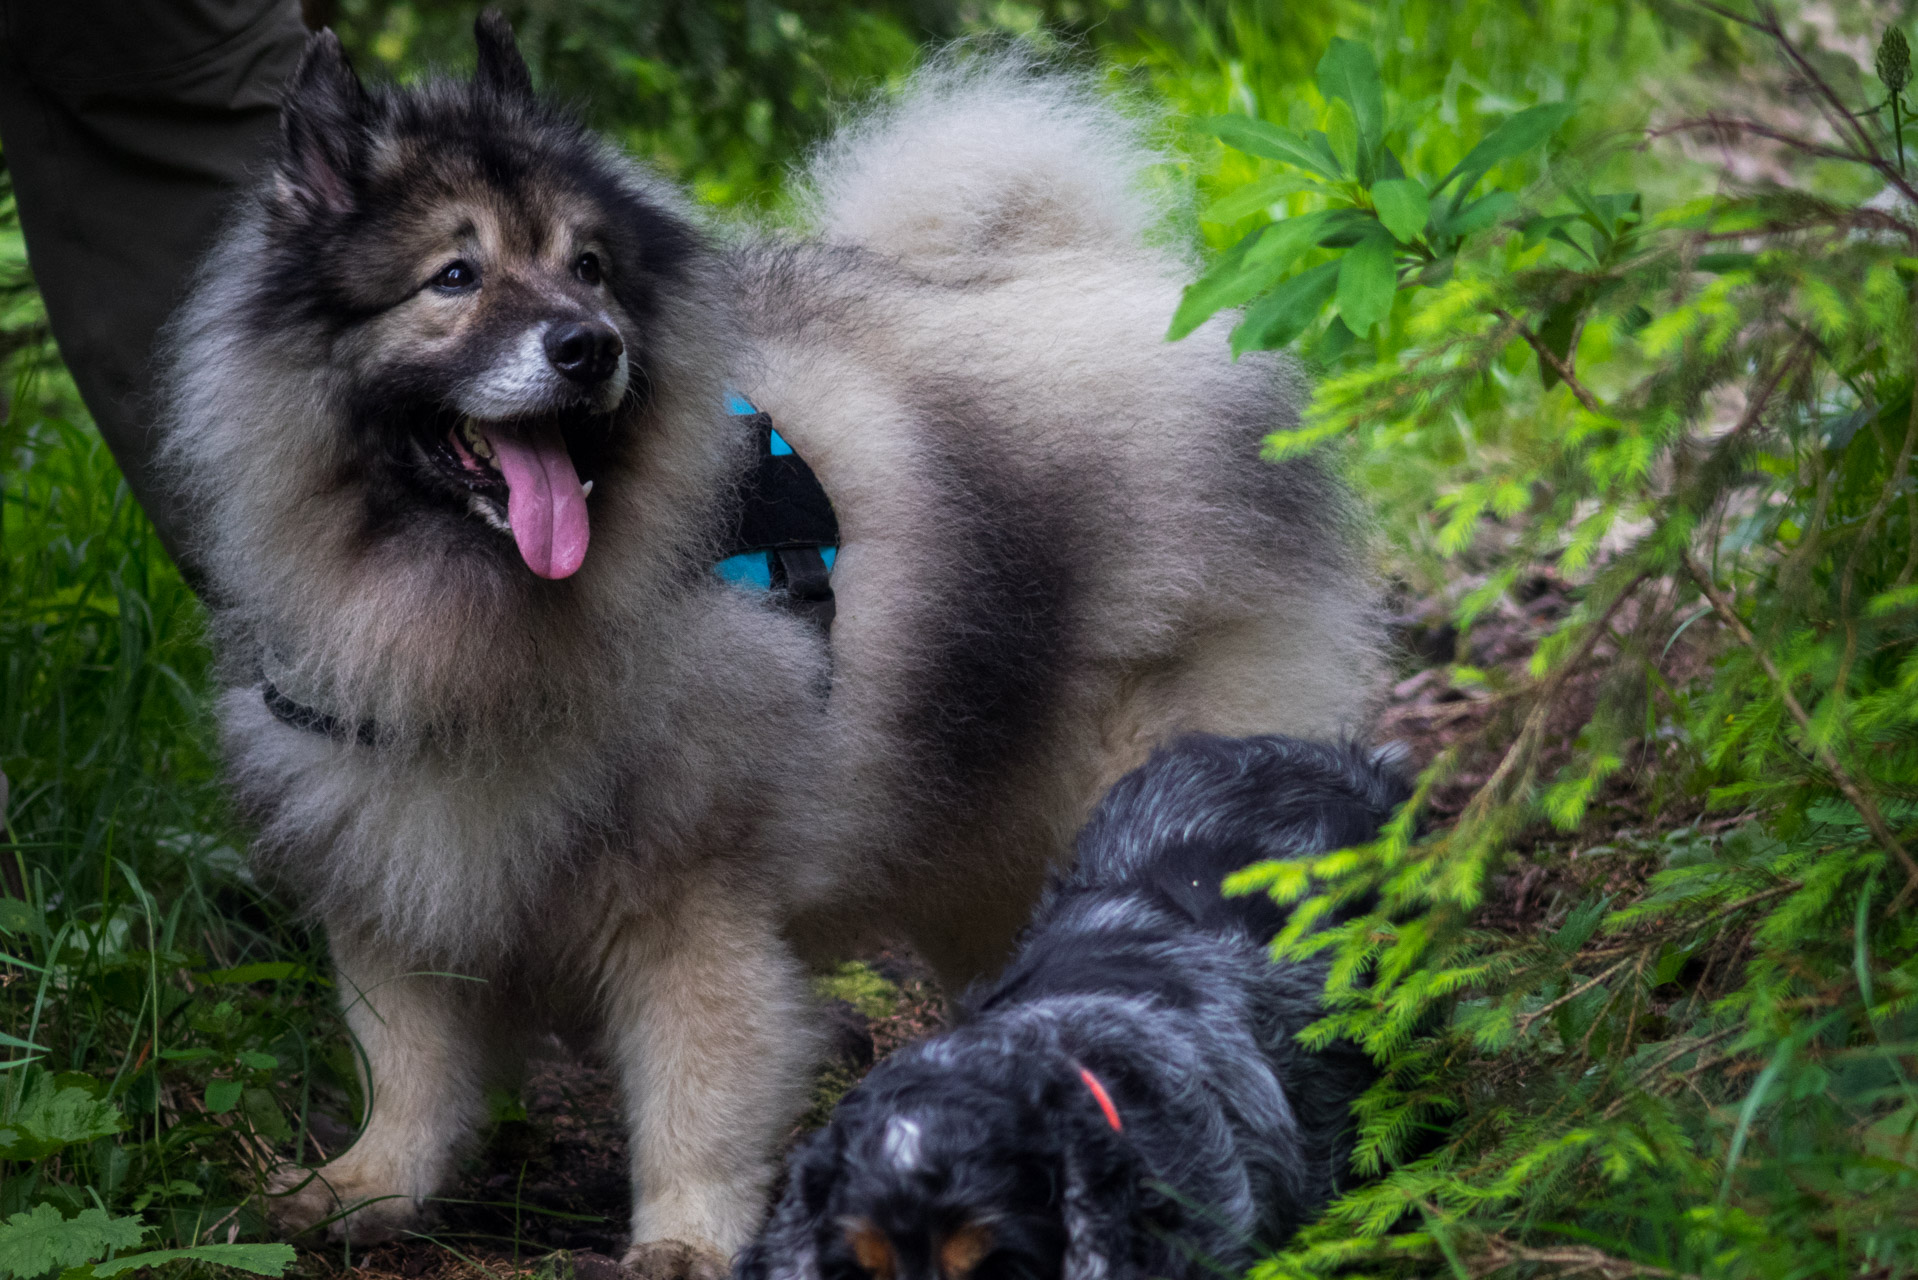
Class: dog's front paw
621,1238,729,1280
264,1161,420,1242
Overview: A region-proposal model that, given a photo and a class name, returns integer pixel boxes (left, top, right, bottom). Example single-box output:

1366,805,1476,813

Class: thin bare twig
1645,115,1868,166
1518,957,1635,1034
1458,573,1650,831
1703,880,1800,923
1469,1237,1706,1280
1603,1025,1745,1120
1494,309,1606,414
1682,2,1918,209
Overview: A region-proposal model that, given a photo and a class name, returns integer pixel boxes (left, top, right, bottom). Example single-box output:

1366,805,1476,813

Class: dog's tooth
461,419,495,460
581,480,594,498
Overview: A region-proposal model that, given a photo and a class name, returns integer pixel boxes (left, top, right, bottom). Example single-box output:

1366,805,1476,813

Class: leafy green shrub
1184,10,1918,1277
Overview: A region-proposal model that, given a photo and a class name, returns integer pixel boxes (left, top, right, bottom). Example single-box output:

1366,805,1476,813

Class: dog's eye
433,260,479,291
575,252,603,286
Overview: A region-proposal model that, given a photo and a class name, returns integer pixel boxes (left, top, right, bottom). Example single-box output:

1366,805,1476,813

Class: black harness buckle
721,409,839,634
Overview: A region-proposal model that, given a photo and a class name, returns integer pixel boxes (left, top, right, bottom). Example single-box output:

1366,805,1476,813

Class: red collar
1077,1066,1122,1132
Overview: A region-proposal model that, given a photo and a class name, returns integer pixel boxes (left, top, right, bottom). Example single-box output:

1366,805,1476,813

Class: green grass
0,366,357,1246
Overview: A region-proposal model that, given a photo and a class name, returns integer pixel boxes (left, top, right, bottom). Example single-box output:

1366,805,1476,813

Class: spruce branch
1834,362,1918,695
1456,572,1649,832
1516,957,1634,1035
1681,553,1918,901
1493,309,1605,414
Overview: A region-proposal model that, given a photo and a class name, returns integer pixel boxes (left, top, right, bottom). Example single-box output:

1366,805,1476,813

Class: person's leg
0,0,308,578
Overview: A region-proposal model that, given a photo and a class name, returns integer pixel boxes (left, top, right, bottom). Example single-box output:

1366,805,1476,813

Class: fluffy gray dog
156,14,1381,1277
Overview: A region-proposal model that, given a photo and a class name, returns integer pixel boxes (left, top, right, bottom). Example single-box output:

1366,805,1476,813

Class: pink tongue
485,424,591,579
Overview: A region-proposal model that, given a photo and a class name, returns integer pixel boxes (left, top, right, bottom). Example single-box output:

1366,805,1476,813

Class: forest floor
296,572,1696,1280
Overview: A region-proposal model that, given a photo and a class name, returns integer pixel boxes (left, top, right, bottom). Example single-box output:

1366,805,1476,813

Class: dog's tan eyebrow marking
843,1220,897,1280
938,1222,995,1280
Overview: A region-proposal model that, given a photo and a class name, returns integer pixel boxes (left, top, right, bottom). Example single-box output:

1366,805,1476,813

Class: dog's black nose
544,321,623,384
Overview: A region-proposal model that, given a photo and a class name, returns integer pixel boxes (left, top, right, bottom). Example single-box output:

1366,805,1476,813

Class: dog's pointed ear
473,11,534,101
276,30,366,218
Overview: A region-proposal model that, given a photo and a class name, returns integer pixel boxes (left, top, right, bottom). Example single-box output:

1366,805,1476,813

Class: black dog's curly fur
738,734,1411,1280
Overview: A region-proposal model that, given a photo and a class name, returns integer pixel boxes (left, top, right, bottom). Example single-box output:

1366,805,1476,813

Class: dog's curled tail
803,51,1175,270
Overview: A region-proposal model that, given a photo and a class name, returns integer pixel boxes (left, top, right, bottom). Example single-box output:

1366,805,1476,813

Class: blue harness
712,393,840,633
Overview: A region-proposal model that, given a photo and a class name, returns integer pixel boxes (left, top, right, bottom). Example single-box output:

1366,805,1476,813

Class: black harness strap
720,409,839,634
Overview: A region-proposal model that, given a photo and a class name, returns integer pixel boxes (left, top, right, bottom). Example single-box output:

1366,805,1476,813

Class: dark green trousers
0,0,307,578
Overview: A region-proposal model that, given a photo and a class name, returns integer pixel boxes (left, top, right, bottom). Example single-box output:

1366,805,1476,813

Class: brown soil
295,950,950,1279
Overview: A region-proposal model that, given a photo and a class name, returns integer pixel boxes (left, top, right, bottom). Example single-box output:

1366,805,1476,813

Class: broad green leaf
1315,314,1359,364
0,899,42,938
1314,207,1385,248
1198,117,1342,180
1442,191,1518,239
0,1206,145,1280
87,1243,296,1279
1169,212,1337,340
1247,210,1339,269
1304,131,1344,177
1324,99,1360,179
205,1079,244,1114
158,1047,219,1062
242,1088,294,1142
1537,285,1595,388
201,962,310,985
1232,260,1341,355
1568,186,1643,242
1520,213,1582,249
1434,101,1576,202
1370,179,1430,242
1203,173,1323,224
0,1071,124,1160
1169,228,1269,340
1337,232,1398,337
1316,38,1385,145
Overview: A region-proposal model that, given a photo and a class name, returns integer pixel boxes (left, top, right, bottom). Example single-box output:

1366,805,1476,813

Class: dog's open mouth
427,414,596,579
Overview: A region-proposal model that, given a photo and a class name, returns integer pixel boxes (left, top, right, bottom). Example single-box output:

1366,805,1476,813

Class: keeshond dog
157,15,1382,1278
738,735,1408,1280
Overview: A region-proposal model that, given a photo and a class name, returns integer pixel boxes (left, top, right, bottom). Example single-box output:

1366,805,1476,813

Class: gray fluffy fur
156,23,1383,1274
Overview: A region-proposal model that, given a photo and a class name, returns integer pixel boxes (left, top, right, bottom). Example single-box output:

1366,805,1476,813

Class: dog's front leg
601,893,821,1280
269,932,497,1242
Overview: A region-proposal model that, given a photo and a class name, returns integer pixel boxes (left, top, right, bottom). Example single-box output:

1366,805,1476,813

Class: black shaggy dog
738,735,1411,1280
